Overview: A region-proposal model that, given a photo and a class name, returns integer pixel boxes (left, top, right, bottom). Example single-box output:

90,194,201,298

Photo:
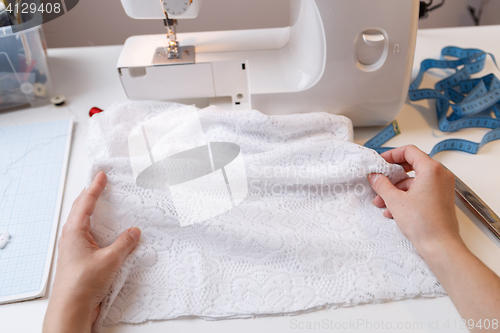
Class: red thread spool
89,107,103,117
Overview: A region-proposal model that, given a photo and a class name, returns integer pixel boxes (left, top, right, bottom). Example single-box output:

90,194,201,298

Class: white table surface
1,25,499,333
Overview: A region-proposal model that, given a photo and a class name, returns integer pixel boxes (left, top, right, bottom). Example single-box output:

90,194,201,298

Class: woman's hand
367,145,463,256
43,171,141,333
368,145,500,333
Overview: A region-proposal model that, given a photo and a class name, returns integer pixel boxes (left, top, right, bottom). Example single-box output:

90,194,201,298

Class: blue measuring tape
365,46,500,157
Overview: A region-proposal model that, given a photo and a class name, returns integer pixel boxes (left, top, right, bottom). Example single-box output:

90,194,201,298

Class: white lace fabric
87,102,445,332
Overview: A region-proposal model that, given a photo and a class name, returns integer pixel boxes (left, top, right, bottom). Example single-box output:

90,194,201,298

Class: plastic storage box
0,25,53,110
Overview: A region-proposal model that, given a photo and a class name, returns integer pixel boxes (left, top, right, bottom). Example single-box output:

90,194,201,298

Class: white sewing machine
118,0,419,126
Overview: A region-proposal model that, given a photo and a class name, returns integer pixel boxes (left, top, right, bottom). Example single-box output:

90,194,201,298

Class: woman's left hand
43,171,141,333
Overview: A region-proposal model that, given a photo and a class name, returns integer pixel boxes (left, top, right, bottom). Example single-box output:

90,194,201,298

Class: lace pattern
86,102,445,331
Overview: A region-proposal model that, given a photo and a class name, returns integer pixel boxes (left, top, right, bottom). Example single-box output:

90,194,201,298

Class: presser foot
152,45,195,66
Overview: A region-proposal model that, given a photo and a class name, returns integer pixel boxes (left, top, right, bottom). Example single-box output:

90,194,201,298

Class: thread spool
33,83,46,97
50,95,66,106
20,82,33,95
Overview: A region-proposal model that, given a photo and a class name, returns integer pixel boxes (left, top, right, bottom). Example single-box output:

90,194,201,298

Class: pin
89,107,103,117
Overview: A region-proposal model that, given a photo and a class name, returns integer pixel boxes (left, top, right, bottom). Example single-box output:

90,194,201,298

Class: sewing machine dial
162,0,192,16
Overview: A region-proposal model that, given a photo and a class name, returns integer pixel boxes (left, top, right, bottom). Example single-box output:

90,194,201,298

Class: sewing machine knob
162,0,192,16
356,29,388,70
362,32,385,46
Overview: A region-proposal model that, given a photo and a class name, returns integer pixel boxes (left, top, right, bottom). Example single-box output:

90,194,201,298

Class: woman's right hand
367,145,464,257
367,145,500,333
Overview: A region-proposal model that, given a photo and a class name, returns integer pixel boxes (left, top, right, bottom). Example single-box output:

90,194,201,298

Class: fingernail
367,173,379,186
128,227,141,242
